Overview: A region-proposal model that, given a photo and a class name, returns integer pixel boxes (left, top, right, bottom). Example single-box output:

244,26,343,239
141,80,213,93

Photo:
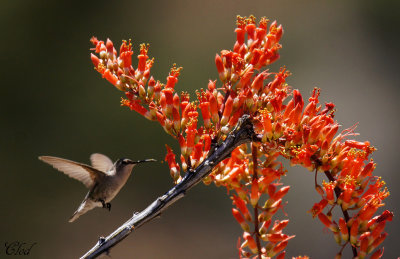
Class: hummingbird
38,153,156,222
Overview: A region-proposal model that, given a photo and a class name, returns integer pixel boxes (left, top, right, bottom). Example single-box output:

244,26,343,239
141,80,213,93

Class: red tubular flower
268,69,289,92
250,49,262,66
309,199,328,218
345,140,369,150
185,121,197,154
288,103,303,126
339,218,349,241
221,50,233,71
371,221,386,240
172,107,180,133
265,233,289,243
227,108,242,128
197,91,211,129
271,186,290,201
266,199,282,216
232,208,250,232
178,133,187,157
237,65,254,88
103,69,118,86
293,89,304,109
165,145,180,182
359,233,369,257
153,81,161,101
181,103,196,130
235,20,245,45
245,17,256,41
309,122,324,144
359,191,388,222
270,241,288,257
369,233,387,254
215,54,225,82
137,43,149,73
207,80,216,91
261,110,272,141
173,93,180,111
370,248,384,259
202,134,211,154
222,166,243,182
259,219,272,235
208,93,219,124
232,195,252,221
90,36,99,49
163,88,174,106
361,178,386,200
325,124,339,144
251,72,265,93
199,98,211,129
267,183,276,197
272,220,289,233
283,98,295,119
243,232,258,254
180,92,190,113
250,178,260,207
119,40,133,68
162,88,174,117
90,53,100,68
166,64,182,89
191,142,204,167
341,178,356,210
367,210,393,229
318,213,338,232
106,38,113,52
129,100,149,117
156,111,166,127
275,24,283,42
146,77,156,99
221,96,233,126
350,218,359,245
360,160,375,178
323,181,336,204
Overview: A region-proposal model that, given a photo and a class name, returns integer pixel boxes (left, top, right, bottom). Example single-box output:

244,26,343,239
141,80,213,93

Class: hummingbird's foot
98,199,111,211
99,199,107,208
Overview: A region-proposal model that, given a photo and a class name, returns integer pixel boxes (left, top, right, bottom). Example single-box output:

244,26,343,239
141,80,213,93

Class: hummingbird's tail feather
69,198,98,222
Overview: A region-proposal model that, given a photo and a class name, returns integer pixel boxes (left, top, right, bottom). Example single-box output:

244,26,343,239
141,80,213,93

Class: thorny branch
80,115,260,259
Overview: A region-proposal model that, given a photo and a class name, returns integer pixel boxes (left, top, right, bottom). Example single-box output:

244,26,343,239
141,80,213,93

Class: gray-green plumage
39,154,156,222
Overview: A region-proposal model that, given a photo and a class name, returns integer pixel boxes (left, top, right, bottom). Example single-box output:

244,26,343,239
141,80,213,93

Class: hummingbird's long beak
132,159,157,164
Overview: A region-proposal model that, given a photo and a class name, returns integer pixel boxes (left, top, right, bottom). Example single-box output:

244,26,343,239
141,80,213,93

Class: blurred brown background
1,0,399,258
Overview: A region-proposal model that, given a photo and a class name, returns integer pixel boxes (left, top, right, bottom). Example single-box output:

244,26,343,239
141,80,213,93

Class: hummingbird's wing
39,156,105,188
90,153,114,173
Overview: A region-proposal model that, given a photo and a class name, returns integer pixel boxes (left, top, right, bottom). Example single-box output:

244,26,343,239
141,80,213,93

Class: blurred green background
1,0,399,258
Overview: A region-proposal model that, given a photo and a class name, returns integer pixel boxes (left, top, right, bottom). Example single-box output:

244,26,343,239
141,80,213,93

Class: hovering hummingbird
38,153,156,222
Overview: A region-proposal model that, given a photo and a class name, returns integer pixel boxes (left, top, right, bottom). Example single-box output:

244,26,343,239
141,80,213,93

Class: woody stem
252,143,262,259
324,171,357,258
80,115,260,259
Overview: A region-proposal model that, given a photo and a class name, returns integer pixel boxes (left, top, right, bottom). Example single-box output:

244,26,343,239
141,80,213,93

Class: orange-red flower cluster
90,15,392,258
209,144,292,258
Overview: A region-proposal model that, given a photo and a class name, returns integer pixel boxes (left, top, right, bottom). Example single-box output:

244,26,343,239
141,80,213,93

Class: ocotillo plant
86,15,393,259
